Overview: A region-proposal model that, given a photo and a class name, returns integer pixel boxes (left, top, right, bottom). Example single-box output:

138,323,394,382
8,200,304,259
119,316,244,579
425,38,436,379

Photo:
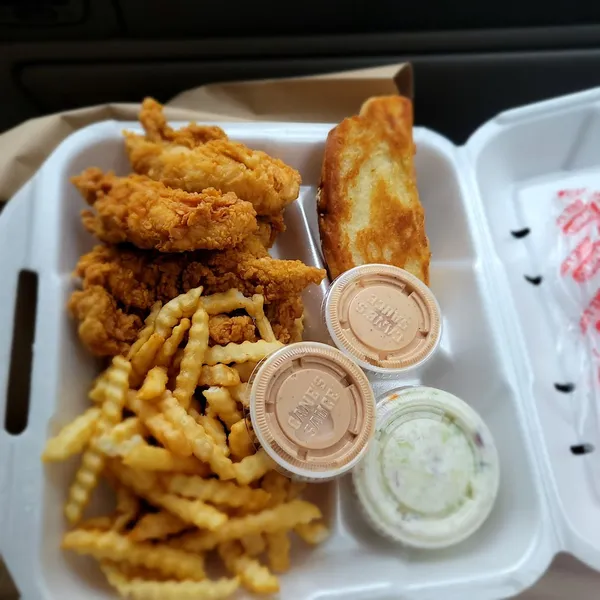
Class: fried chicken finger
73,168,257,252
68,286,142,356
125,100,302,216
139,97,227,147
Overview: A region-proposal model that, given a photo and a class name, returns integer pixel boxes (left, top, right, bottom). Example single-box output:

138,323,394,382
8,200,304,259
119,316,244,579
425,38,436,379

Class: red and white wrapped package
543,186,600,493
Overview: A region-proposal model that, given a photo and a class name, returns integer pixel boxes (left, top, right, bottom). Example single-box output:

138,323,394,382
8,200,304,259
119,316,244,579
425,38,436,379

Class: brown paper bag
0,63,411,203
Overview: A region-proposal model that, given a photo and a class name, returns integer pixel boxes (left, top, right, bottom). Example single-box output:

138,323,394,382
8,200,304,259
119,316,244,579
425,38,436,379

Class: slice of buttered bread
317,95,430,284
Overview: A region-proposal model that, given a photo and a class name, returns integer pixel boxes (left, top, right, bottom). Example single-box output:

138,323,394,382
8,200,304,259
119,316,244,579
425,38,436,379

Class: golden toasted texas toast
317,96,430,284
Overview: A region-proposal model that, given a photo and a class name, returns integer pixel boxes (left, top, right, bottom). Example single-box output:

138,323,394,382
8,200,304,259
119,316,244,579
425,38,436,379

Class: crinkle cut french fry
173,500,322,553
203,340,283,366
287,479,307,500
89,374,108,403
102,562,240,600
79,516,114,531
173,302,209,409
144,417,191,457
160,392,235,479
203,386,243,429
127,392,192,457
201,289,251,315
228,420,255,461
130,333,165,388
240,533,266,557
103,561,172,582
101,433,144,460
42,407,101,462
201,290,275,342
192,412,229,457
127,301,162,360
101,356,134,423
266,531,291,573
155,318,190,367
197,364,241,387
159,393,214,462
113,484,141,532
204,290,274,341
261,470,290,507
96,417,146,457
154,287,203,338
123,443,211,475
230,363,257,384
244,416,259,447
234,449,274,486
294,521,330,545
111,460,227,531
188,397,203,414
163,475,270,510
169,348,184,378
101,561,155,593
248,294,276,342
129,511,189,542
104,416,146,441
137,366,168,401
145,491,227,531
65,356,131,524
218,540,279,595
110,459,159,494
229,382,250,407
62,529,206,581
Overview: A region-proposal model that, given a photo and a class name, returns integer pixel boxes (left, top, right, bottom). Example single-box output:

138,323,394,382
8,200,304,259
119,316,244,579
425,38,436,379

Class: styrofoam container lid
249,341,376,481
324,264,442,373
353,386,500,549
8,100,600,599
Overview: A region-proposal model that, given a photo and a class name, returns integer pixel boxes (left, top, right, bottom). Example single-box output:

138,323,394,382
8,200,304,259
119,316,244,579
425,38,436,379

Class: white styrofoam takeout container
1,87,600,600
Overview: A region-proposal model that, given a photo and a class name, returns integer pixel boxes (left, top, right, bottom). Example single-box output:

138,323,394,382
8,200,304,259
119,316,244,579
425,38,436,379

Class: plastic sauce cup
324,264,442,374
353,386,500,549
249,342,376,482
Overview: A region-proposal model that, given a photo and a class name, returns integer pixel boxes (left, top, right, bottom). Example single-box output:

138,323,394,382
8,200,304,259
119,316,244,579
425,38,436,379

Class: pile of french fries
42,286,329,599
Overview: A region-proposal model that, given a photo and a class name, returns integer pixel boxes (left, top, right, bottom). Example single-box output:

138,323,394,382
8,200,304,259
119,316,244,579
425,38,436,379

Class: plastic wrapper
540,186,600,495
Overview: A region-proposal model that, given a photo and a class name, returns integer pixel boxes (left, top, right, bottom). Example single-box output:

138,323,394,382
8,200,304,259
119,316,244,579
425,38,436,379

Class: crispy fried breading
68,286,142,356
125,135,301,217
256,214,286,248
208,315,257,345
139,97,228,147
318,96,430,284
125,100,301,216
264,297,304,344
70,242,323,355
73,168,257,252
74,242,324,309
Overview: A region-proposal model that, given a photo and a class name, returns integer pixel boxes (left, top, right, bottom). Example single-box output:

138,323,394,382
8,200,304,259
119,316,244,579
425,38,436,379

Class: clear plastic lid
353,386,500,549
249,342,376,481
324,264,442,373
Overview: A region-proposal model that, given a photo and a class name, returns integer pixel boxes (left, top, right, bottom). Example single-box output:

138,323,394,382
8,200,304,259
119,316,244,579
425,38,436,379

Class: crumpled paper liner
0,63,411,202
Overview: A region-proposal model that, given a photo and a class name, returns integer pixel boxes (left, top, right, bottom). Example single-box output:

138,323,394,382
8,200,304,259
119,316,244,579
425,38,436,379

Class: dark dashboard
2,0,600,142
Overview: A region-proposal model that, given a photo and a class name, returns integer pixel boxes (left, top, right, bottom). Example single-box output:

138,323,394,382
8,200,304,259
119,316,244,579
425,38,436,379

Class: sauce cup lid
324,265,442,373
249,342,376,480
